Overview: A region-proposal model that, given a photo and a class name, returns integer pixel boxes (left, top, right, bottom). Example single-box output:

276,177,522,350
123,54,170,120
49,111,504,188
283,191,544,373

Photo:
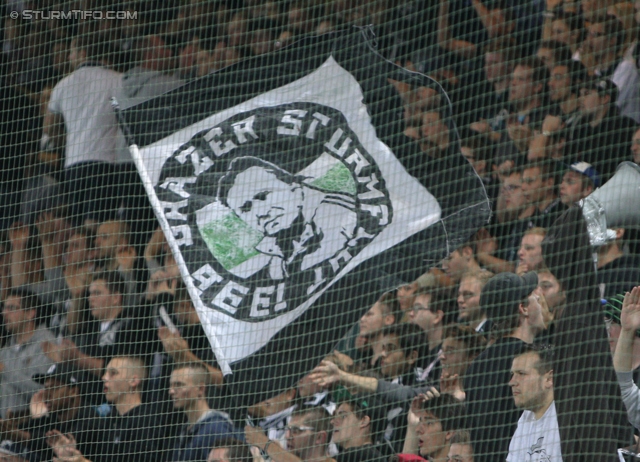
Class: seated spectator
544,11,583,55
330,398,383,461
507,344,560,461
595,228,640,300
536,40,573,71
572,77,637,178
170,363,239,461
558,162,599,206
0,289,56,419
244,406,333,462
402,393,465,462
448,429,474,462
42,271,159,384
464,272,547,462
49,356,163,462
537,267,566,322
456,270,494,334
548,60,587,127
516,228,546,275
521,161,565,229
208,438,253,462
441,242,482,284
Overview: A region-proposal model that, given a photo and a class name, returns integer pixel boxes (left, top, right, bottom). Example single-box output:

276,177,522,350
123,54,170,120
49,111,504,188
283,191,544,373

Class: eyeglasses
285,425,315,435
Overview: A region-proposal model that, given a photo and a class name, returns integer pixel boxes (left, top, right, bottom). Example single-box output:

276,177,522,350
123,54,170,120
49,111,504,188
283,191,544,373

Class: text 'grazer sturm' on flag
117,28,490,407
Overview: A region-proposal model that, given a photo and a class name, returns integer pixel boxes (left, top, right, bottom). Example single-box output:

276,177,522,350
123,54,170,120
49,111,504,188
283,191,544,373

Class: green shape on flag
310,163,357,195
200,213,262,270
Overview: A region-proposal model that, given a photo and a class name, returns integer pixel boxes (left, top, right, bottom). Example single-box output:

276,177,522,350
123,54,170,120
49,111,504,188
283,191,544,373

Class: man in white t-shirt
507,344,562,462
44,32,123,224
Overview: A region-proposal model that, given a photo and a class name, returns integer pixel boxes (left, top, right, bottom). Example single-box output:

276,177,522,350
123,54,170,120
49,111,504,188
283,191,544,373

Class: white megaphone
581,161,640,246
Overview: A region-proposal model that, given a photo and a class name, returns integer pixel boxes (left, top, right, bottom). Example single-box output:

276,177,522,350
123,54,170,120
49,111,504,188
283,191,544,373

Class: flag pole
111,97,232,376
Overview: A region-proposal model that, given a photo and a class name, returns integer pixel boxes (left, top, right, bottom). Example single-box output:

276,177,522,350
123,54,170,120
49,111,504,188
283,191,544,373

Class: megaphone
582,161,640,246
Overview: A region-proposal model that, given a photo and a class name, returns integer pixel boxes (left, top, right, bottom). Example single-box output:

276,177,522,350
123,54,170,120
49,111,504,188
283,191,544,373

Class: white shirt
48,65,123,167
507,401,563,462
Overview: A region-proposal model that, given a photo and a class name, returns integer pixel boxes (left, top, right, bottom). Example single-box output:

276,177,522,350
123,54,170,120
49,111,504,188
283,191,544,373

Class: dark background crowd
1,0,640,461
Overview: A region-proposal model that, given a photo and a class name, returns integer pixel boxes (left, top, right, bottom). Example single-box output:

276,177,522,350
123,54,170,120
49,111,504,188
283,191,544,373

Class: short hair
413,274,448,316
524,160,556,184
374,323,429,360
524,227,547,239
419,393,466,433
173,362,212,388
553,60,588,93
6,288,44,323
592,14,626,53
443,324,488,359
111,356,148,381
291,406,332,435
217,156,306,208
450,429,472,446
515,343,554,375
377,290,403,325
92,270,126,297
514,56,550,89
460,269,495,290
538,40,573,65
552,10,584,35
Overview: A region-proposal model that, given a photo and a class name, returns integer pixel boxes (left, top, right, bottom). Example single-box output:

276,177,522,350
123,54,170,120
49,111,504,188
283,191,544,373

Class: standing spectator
0,289,55,418
44,31,123,225
331,399,383,462
457,270,494,334
170,363,238,461
464,272,547,462
507,344,560,461
558,162,599,206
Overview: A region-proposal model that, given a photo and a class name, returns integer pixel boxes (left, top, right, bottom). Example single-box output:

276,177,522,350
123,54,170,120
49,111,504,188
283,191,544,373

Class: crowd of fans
1,0,640,461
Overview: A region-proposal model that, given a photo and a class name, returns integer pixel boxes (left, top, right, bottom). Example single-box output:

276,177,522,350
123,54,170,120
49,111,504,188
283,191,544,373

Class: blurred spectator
439,324,487,401
558,161,599,206
208,438,254,462
447,429,474,462
330,399,383,461
0,289,55,418
464,272,547,462
170,363,238,461
44,32,123,225
543,11,584,56
457,270,494,334
507,344,559,461
441,242,482,284
595,228,640,300
631,127,640,165
516,228,546,275
521,161,565,229
536,40,573,71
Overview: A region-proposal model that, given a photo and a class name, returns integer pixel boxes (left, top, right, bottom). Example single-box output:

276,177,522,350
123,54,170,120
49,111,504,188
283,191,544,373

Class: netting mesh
1,1,640,462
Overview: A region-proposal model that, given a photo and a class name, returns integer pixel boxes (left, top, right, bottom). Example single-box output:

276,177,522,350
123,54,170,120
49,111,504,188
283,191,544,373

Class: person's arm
244,426,321,462
438,0,478,60
158,327,223,385
475,228,515,274
9,223,31,287
308,360,379,394
43,111,65,146
42,339,104,377
35,212,64,271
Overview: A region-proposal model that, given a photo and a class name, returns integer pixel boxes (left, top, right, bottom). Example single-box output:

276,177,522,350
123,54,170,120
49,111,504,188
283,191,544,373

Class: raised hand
308,360,342,389
621,287,640,333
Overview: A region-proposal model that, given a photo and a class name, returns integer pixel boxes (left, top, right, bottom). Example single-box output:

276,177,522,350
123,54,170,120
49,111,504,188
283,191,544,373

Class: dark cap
480,272,538,319
32,363,81,386
581,77,618,99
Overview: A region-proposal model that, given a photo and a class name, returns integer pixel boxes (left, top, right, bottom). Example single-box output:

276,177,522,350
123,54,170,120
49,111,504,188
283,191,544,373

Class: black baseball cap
480,272,539,320
33,363,81,386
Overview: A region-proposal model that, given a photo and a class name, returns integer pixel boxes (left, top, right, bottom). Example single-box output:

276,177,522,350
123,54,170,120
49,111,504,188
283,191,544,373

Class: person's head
585,14,625,60
448,430,474,462
509,344,554,413
169,363,211,411
518,228,547,271
88,271,125,321
331,400,373,449
579,78,617,121
441,243,477,282
550,11,584,49
408,283,446,333
64,229,93,267
559,162,599,205
369,323,428,379
286,407,332,459
501,168,530,213
359,291,402,336
548,60,587,103
480,272,545,337
414,393,465,460
457,270,494,324
131,35,175,71
440,324,487,377
581,0,617,23
537,268,566,320
483,37,518,84
94,220,130,261
33,363,82,416
537,40,573,71
208,438,253,462
632,128,640,165
421,110,450,152
522,161,557,207
460,133,492,177
509,56,549,106
2,289,40,334
218,157,305,236
102,356,147,403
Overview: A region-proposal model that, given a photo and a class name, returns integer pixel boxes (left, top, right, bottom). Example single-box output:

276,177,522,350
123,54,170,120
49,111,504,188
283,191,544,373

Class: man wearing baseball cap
463,271,548,462
559,161,600,206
